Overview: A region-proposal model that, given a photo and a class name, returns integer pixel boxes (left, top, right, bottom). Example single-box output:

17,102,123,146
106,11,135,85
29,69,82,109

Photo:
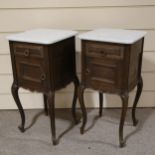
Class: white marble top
78,28,147,44
7,29,78,44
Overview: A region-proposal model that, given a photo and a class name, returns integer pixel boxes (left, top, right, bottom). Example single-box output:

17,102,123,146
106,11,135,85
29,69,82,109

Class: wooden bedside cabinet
7,29,79,145
78,28,146,147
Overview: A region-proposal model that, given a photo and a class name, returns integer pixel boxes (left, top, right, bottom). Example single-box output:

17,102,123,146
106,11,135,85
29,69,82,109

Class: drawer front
85,41,124,60
83,58,122,92
13,43,44,58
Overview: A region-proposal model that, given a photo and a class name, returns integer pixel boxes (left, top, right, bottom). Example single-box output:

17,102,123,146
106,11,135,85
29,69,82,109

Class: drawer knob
100,50,107,56
24,49,30,57
86,68,90,75
40,73,46,81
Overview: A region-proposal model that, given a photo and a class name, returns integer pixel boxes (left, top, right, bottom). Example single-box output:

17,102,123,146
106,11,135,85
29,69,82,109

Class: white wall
0,0,155,109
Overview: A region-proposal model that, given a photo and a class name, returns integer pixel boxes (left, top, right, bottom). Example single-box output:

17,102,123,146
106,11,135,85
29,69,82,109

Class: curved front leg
99,92,103,117
72,76,80,124
11,82,25,132
78,85,87,134
119,93,129,148
47,91,57,145
132,76,143,126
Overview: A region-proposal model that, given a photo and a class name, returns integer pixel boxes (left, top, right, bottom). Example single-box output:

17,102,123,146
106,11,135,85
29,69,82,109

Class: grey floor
0,108,155,155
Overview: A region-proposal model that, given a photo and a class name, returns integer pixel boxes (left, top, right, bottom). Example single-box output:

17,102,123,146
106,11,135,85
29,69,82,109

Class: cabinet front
13,42,49,92
82,41,125,93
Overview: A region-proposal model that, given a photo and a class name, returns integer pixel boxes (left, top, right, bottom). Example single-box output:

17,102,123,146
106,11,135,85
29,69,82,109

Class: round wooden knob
40,73,46,81
86,68,90,75
24,49,30,57
100,50,107,56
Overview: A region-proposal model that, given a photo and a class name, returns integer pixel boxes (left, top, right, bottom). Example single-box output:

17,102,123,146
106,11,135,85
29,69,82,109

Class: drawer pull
24,49,30,57
86,68,90,75
100,50,107,56
40,73,46,81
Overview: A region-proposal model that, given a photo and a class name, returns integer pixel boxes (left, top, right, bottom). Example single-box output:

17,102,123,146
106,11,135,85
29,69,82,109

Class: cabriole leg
119,93,129,147
47,91,57,145
72,76,80,124
132,76,143,126
99,92,103,117
78,85,87,134
11,82,25,132
43,94,48,116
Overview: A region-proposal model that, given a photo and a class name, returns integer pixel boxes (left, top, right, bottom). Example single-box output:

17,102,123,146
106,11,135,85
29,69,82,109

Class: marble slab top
7,29,78,45
78,28,147,44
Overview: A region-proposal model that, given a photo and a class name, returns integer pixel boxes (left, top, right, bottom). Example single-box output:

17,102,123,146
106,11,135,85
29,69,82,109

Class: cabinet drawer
13,43,44,58
85,41,124,60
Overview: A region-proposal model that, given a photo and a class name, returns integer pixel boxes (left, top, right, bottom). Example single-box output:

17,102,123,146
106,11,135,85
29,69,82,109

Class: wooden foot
18,126,25,133
120,140,126,148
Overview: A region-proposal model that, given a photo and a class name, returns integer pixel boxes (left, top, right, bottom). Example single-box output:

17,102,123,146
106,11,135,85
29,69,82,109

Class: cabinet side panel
9,41,18,83
49,37,76,91
128,39,143,91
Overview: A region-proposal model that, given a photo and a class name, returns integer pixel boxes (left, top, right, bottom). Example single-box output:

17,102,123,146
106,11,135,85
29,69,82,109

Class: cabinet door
16,60,48,91
83,57,123,92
